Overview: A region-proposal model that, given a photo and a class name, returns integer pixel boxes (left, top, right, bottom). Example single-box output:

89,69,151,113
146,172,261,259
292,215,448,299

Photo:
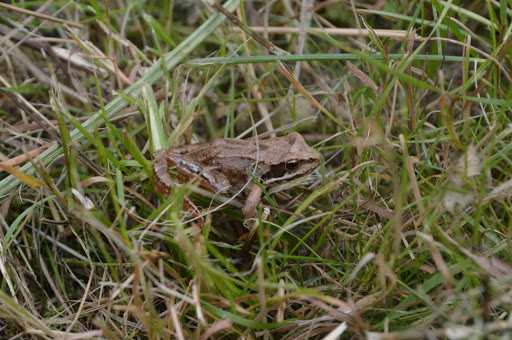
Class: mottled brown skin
153,132,320,237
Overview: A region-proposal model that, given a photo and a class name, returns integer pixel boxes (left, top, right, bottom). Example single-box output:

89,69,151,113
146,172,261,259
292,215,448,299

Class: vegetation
0,0,511,338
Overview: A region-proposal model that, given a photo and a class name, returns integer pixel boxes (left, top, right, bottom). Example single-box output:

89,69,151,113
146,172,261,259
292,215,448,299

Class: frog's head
261,132,320,185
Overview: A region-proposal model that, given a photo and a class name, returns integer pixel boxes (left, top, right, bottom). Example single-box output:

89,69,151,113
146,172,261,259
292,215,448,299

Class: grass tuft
1,0,512,339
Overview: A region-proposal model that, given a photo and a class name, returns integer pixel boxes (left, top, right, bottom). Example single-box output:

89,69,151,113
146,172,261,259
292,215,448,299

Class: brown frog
153,132,319,233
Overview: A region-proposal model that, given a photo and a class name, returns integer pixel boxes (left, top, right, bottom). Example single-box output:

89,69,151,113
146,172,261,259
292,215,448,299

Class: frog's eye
285,160,299,170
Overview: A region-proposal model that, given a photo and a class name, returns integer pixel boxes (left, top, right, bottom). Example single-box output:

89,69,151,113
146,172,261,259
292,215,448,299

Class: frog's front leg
240,185,265,258
242,185,263,220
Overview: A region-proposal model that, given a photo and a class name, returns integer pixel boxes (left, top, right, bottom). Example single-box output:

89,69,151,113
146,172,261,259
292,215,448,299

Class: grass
0,0,511,339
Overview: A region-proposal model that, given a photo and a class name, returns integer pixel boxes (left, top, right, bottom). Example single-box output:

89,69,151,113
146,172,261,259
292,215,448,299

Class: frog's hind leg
153,150,205,227
154,150,174,197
